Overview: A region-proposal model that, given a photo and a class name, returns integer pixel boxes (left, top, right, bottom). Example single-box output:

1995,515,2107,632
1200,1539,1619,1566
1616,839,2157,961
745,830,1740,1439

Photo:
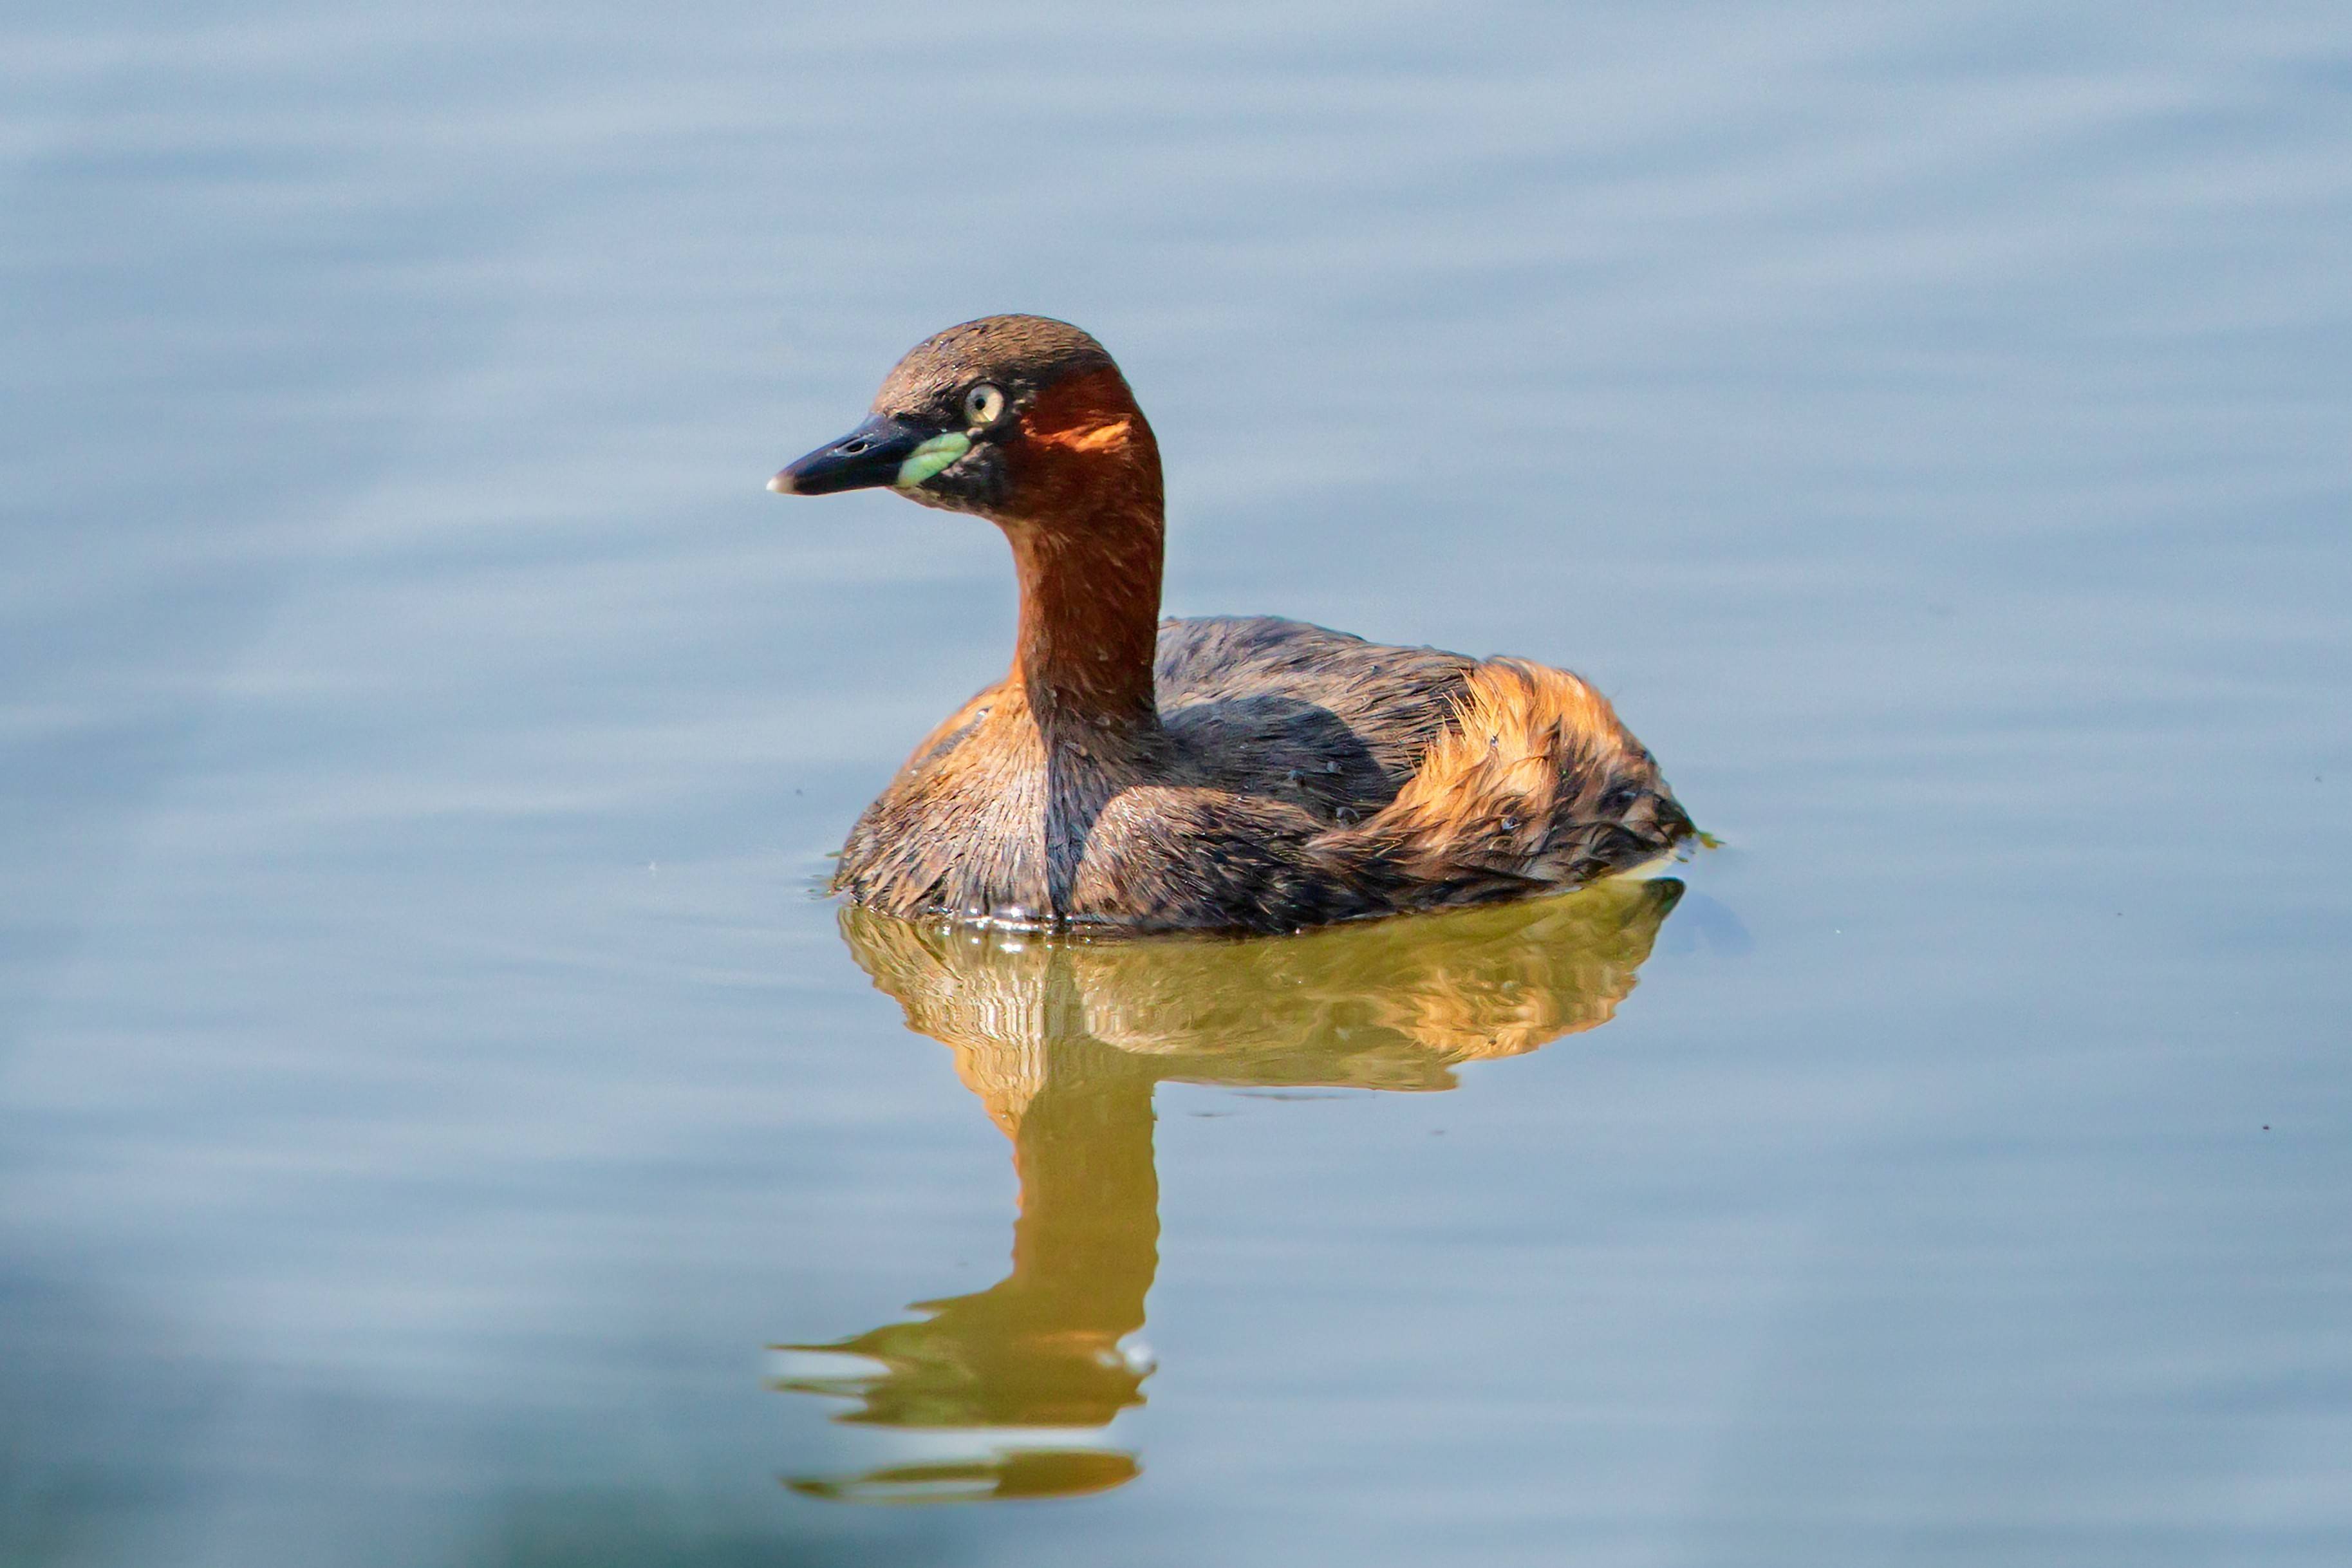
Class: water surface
3,3,2349,1564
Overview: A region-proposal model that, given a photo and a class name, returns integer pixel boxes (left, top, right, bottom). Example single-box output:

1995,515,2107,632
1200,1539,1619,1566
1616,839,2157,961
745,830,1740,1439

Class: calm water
5,3,2349,1563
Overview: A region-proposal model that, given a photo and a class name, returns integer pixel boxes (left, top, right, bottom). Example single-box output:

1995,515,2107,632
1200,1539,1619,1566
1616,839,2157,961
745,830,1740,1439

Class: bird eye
962,383,1005,425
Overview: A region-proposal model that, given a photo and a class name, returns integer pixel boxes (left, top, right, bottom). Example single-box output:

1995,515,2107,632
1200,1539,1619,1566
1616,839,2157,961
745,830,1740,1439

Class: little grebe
770,315,1691,934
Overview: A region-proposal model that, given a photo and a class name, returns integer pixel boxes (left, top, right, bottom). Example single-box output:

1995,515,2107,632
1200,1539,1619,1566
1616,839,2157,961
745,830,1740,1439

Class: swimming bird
770,315,1690,934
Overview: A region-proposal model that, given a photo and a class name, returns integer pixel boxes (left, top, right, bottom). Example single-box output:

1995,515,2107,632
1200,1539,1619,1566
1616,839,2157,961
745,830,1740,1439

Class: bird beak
769,415,971,496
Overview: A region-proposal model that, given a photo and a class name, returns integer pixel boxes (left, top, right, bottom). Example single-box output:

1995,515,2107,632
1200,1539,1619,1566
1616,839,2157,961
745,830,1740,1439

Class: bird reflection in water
773,876,1683,1503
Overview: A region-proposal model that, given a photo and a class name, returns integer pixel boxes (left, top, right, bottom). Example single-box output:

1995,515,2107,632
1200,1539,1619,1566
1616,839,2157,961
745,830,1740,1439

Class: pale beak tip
767,471,796,495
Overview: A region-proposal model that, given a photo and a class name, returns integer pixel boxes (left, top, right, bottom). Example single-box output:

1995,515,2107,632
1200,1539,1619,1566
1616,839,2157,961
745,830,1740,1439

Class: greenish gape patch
895,431,972,488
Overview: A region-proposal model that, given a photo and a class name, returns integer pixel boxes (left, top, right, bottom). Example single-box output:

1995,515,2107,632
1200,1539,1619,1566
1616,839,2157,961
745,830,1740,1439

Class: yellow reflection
775,878,1683,1502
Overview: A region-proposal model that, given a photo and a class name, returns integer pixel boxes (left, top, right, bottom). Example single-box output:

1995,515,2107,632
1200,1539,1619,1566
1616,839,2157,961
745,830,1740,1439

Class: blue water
5,3,2349,1563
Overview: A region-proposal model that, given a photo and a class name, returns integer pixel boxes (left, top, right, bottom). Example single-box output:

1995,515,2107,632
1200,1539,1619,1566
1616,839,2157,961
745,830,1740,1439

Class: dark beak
769,414,936,496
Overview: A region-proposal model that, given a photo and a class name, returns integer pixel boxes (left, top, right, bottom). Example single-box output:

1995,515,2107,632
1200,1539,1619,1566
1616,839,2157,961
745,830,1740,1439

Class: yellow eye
963,383,1005,425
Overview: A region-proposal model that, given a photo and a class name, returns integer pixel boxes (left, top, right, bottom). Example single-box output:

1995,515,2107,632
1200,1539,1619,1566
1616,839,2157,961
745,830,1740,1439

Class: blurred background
3,2,2348,1563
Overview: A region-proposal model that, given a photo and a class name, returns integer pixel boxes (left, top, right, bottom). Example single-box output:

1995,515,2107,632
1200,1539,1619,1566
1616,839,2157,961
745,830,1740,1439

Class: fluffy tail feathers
1330,657,1692,903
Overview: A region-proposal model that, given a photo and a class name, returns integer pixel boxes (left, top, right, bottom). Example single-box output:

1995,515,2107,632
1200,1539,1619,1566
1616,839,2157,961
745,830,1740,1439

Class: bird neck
1000,418,1166,756
1006,512,1162,741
